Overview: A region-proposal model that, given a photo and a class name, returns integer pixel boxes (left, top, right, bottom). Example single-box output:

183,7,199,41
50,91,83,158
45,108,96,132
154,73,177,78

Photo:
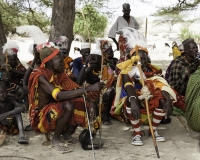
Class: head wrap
123,3,130,10
81,43,90,50
182,38,194,48
37,42,60,68
117,27,148,56
3,41,20,56
90,49,102,56
96,39,112,53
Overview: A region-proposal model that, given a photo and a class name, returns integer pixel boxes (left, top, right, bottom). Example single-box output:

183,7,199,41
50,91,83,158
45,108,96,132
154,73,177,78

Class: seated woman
0,83,28,145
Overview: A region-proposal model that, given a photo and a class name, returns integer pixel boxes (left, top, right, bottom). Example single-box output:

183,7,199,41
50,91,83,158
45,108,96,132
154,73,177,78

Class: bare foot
0,131,6,146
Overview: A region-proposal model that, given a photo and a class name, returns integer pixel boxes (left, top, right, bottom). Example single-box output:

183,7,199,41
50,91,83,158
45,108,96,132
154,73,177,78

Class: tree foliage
153,13,184,31
153,0,200,15
74,4,108,41
178,26,200,42
77,0,113,18
0,0,51,36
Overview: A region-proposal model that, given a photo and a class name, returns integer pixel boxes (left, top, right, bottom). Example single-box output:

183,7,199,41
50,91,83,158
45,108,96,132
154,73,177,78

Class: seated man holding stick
28,42,104,152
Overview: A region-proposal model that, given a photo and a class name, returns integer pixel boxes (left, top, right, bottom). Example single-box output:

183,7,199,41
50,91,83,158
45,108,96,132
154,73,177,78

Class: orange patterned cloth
28,67,87,133
0,119,19,135
64,56,73,70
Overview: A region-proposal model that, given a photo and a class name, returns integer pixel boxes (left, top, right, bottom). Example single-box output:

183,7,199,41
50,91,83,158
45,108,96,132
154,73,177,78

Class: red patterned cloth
28,67,88,133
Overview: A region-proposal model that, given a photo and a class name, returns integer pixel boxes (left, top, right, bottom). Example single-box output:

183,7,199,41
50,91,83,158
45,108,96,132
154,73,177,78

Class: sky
44,0,200,24
105,0,200,21
15,0,200,63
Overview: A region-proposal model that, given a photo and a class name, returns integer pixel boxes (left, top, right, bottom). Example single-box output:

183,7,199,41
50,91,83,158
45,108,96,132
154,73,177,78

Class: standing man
108,3,139,54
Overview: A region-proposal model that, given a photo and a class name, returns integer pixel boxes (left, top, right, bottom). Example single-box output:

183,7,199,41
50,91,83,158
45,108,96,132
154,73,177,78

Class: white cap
90,49,102,56
81,43,90,50
3,40,20,55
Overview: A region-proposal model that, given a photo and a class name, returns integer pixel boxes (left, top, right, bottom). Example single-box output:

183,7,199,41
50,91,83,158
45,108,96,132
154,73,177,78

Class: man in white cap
1,41,26,86
72,43,91,78
108,3,139,51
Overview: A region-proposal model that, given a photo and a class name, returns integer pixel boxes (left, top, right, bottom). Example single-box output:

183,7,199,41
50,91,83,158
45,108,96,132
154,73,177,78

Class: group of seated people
0,28,200,153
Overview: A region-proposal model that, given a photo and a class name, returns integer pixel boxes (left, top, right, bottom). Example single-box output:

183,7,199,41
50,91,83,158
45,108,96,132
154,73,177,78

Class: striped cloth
28,67,87,133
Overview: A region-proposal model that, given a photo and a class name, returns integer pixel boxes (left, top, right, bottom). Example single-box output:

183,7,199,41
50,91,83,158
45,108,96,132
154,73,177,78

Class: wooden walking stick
136,46,160,158
98,44,105,149
145,18,148,39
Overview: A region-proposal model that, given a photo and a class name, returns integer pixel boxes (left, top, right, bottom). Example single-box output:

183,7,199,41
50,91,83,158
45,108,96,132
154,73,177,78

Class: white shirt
108,16,139,38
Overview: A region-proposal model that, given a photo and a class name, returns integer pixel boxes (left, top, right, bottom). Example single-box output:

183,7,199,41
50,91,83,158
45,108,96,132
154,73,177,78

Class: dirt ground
1,60,199,160
0,113,200,160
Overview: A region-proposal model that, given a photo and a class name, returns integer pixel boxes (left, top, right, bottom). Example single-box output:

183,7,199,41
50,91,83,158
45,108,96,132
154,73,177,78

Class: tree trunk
49,0,76,54
0,13,7,66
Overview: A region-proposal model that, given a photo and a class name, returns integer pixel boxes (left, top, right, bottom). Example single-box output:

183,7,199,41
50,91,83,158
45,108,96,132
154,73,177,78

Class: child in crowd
0,84,28,145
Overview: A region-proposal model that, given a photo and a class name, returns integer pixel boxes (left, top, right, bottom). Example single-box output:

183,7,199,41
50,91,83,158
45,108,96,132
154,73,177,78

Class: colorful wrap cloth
63,56,73,70
28,47,89,133
114,56,140,107
28,67,89,133
112,60,177,124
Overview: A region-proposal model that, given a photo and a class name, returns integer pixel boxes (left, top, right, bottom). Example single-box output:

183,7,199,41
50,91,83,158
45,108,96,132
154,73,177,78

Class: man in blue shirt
72,43,91,77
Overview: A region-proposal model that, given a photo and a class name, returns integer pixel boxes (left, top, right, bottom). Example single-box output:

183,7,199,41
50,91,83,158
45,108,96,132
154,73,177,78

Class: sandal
49,142,73,154
24,125,33,131
18,136,28,144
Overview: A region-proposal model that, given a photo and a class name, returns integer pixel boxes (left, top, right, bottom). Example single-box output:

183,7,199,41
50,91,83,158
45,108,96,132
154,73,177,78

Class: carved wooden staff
136,46,160,158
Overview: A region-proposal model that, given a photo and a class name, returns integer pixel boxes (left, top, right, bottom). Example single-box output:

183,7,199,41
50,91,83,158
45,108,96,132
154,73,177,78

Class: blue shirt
72,57,83,77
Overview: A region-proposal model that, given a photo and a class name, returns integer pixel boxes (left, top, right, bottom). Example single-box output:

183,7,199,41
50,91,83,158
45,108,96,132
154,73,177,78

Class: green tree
153,13,184,31
74,4,108,42
0,0,51,35
153,0,200,15
0,0,51,65
0,13,7,65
